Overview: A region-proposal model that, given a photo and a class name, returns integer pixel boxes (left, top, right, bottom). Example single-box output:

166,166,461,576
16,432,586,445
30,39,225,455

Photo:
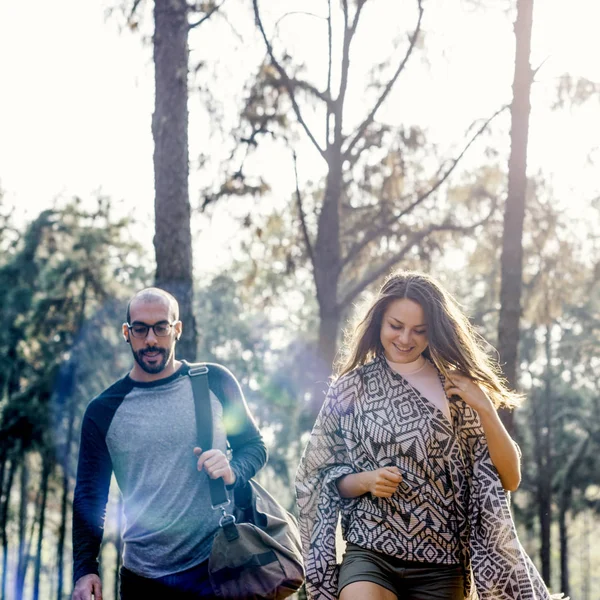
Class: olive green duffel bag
189,364,305,600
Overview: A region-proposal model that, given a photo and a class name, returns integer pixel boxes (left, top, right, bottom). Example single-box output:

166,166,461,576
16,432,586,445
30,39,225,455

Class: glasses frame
125,320,179,339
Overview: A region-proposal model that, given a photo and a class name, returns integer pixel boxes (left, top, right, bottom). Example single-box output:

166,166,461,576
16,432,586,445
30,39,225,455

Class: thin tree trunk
56,392,76,600
1,457,17,600
310,146,343,418
530,371,551,584
538,325,553,584
0,447,6,521
558,496,569,597
153,0,197,361
114,496,123,600
33,456,51,600
581,509,590,600
556,434,589,598
15,457,29,600
497,0,534,434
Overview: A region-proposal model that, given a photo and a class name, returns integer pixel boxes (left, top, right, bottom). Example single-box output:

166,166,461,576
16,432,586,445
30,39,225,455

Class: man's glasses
126,320,179,339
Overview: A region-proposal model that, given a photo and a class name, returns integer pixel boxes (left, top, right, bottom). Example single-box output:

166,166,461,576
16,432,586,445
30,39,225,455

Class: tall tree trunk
558,493,569,598
556,434,589,598
15,457,29,600
0,447,6,521
33,457,51,600
153,0,197,361
581,509,590,600
533,409,552,584
310,150,343,418
535,325,553,584
1,457,16,600
56,395,76,600
497,0,534,434
114,496,124,600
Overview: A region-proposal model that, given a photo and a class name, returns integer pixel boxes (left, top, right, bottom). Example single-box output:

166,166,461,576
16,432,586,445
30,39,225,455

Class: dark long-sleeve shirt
72,362,267,584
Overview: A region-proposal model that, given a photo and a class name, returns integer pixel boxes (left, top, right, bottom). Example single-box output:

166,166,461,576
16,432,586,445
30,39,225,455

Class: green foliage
0,196,147,460
195,271,317,505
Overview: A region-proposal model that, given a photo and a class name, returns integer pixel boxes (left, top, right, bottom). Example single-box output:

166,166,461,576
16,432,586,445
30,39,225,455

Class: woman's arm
444,373,521,492
336,467,403,498
476,403,521,491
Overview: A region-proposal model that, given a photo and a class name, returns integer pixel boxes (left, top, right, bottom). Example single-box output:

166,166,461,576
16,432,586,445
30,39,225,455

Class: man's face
123,299,182,376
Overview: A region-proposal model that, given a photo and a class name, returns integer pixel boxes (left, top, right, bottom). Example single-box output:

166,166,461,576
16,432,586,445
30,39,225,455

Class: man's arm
72,406,113,591
208,363,268,488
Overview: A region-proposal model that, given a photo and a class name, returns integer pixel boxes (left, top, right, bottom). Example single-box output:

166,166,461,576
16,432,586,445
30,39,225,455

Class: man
72,287,267,599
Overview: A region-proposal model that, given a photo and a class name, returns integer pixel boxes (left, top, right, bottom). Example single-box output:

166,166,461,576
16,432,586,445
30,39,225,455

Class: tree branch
275,11,326,27
292,151,316,273
326,0,333,145
339,201,497,310
349,0,367,38
263,73,331,105
253,0,326,159
343,0,423,161
129,0,144,21
219,10,244,43
341,104,508,269
335,0,366,138
189,0,228,29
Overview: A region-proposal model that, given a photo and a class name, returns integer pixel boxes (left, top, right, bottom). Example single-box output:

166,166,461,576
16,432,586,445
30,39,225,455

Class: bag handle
188,363,230,509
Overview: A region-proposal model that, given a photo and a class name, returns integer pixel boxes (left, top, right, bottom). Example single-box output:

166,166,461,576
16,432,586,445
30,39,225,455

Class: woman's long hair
336,270,522,409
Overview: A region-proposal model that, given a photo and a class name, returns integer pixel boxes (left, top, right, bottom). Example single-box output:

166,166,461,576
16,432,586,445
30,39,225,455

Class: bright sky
0,0,598,274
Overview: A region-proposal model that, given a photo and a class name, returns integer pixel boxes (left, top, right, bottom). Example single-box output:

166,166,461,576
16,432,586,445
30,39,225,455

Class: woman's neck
385,354,427,375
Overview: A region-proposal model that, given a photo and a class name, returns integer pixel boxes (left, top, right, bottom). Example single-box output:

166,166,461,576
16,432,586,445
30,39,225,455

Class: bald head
126,288,180,324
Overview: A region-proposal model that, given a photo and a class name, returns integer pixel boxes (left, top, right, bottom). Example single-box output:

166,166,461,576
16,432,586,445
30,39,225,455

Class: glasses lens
131,325,149,338
154,323,171,337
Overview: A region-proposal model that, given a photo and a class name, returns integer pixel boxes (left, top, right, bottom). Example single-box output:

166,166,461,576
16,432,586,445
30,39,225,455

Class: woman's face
380,298,429,363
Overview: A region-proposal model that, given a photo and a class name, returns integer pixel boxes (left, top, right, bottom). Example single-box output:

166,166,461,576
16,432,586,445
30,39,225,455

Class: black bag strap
188,363,229,508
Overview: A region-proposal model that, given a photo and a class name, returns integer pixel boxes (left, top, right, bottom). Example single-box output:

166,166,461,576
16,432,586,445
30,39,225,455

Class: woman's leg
340,581,398,600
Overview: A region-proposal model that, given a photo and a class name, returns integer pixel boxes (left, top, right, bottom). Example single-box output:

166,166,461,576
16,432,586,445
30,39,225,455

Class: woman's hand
444,371,494,414
366,467,403,498
336,467,403,499
444,371,521,492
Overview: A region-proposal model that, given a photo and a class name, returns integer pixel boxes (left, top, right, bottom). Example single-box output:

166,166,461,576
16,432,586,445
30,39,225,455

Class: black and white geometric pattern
295,356,557,600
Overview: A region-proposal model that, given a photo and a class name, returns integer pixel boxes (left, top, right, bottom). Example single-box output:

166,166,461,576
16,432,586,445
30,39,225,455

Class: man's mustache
139,348,167,357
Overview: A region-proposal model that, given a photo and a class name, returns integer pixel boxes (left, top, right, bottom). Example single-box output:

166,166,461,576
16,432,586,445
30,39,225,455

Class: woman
295,271,561,600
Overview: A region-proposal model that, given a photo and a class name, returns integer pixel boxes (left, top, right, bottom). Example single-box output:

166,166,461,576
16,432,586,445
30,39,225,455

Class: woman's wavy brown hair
336,270,522,409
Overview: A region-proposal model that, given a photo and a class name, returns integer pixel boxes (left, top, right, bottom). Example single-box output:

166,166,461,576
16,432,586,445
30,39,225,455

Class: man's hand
193,447,236,486
72,574,102,600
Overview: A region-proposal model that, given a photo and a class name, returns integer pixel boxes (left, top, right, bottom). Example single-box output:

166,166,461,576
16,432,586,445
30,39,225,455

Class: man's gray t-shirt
72,362,267,583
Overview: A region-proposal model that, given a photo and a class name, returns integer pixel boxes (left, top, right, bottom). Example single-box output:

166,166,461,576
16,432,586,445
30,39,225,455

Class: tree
514,189,599,588
0,198,146,599
247,0,504,416
152,0,197,360
122,0,233,361
497,0,535,433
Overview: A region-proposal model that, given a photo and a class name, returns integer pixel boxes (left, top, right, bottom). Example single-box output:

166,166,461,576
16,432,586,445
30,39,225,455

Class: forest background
0,0,599,599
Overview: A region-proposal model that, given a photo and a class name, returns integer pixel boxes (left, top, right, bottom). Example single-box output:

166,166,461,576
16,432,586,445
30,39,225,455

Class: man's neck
129,359,183,383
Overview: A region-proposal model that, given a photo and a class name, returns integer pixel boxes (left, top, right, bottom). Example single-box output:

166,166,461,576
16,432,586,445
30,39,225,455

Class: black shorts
338,543,464,600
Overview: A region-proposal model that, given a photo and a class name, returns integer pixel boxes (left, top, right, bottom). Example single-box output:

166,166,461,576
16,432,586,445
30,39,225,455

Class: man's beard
132,346,171,374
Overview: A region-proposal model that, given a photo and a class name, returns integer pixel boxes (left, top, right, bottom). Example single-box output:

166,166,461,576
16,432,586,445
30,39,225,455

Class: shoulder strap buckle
188,365,209,377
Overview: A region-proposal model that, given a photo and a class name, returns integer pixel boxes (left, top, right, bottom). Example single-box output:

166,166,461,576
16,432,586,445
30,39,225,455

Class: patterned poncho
295,356,558,600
